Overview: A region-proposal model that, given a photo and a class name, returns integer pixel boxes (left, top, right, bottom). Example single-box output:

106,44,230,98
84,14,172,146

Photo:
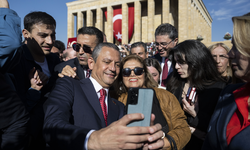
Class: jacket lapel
75,58,85,79
80,79,106,127
216,93,237,149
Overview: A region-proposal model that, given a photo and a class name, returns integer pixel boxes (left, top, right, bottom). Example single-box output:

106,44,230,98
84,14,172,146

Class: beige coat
118,87,191,150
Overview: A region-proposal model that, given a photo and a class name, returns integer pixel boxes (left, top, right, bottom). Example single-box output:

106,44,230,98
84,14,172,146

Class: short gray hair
92,42,120,62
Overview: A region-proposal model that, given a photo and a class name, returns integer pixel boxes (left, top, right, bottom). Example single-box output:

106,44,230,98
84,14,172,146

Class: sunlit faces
155,35,177,58
147,66,160,83
23,23,55,56
76,34,98,66
89,46,121,88
228,44,250,82
211,46,229,77
130,46,148,60
175,56,189,79
123,59,145,88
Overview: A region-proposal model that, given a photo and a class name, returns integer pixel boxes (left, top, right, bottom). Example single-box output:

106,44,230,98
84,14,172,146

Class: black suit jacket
202,83,250,150
54,57,86,80
43,77,124,150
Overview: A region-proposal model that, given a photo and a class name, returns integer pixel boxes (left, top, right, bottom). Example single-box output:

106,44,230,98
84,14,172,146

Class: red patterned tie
99,89,107,126
161,58,169,87
86,69,90,78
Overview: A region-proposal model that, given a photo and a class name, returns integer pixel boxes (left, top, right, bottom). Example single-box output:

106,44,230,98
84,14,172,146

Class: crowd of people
1,0,250,149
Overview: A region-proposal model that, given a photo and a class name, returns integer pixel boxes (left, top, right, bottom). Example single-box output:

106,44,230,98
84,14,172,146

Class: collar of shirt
89,76,109,108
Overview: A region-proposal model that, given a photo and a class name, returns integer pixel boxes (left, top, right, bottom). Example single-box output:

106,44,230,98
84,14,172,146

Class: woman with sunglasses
113,55,191,150
166,40,226,150
202,13,250,150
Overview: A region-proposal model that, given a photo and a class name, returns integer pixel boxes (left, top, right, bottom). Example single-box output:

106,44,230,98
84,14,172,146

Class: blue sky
203,0,250,41
9,0,249,46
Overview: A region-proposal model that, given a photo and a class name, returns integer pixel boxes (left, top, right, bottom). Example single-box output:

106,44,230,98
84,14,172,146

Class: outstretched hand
58,65,79,79
88,113,164,150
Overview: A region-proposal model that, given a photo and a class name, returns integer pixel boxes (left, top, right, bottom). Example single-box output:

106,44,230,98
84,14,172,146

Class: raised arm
0,0,22,73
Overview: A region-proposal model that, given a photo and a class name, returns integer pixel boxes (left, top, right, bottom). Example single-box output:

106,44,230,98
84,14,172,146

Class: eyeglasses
72,43,92,54
155,40,173,48
122,67,144,77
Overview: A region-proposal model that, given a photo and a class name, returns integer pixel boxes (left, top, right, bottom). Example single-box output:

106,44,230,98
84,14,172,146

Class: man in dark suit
55,26,103,79
153,23,178,87
44,43,164,150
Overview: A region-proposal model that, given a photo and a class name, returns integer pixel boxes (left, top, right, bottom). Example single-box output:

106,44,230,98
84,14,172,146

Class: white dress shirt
84,76,109,150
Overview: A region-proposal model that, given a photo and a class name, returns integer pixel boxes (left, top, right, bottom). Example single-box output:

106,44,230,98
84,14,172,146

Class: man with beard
153,23,178,87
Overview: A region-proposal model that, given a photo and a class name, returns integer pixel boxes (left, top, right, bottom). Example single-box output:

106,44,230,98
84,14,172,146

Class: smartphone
126,88,154,127
186,87,196,105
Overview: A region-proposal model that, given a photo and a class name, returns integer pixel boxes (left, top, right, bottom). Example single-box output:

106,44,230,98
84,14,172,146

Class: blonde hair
208,43,230,53
232,12,250,57
208,43,232,77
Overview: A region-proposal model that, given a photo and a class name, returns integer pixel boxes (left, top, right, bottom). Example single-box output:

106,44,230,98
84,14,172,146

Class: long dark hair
167,40,222,93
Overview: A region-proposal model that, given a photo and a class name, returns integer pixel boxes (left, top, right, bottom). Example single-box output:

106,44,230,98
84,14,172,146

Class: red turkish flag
104,4,134,43
67,37,77,48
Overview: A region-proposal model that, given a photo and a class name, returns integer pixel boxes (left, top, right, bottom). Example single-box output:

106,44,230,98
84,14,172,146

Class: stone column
162,0,170,23
107,6,113,43
122,3,128,44
191,2,195,39
194,5,198,40
96,7,103,31
196,7,199,38
134,0,141,42
187,0,191,39
178,0,188,42
67,12,74,38
77,11,83,31
87,9,93,26
198,11,201,38
147,0,155,42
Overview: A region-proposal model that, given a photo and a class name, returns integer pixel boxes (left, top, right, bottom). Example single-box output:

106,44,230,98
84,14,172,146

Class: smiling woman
112,55,191,150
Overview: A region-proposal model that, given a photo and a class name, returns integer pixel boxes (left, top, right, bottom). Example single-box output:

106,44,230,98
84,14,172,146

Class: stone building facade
66,0,231,47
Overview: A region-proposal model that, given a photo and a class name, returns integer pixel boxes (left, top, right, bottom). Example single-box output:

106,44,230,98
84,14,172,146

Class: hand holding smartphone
186,87,196,105
126,88,154,127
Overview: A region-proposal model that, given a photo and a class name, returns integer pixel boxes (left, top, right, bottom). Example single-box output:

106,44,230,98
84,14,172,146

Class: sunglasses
122,67,144,77
72,43,92,54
